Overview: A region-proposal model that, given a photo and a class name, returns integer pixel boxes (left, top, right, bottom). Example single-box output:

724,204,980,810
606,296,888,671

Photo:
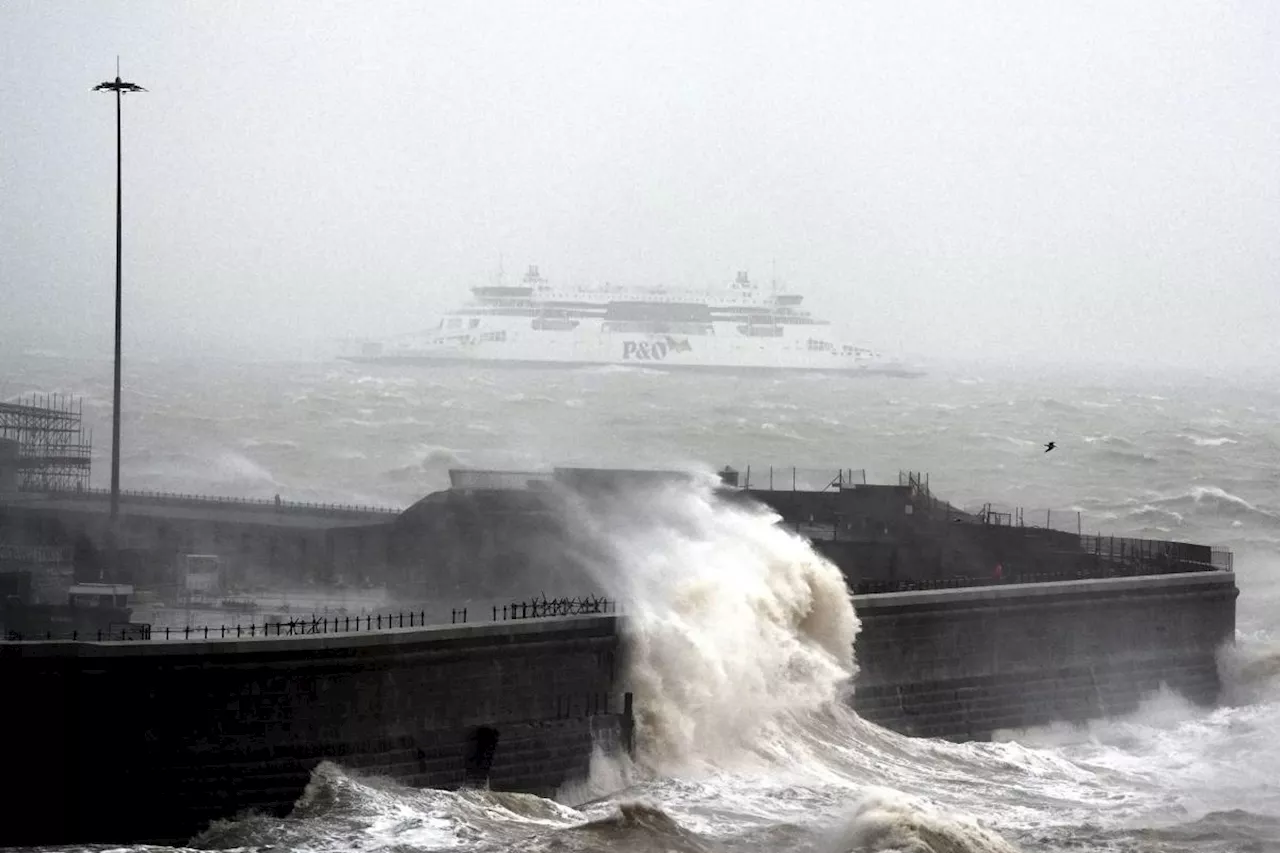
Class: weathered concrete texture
850,572,1238,740
0,615,629,846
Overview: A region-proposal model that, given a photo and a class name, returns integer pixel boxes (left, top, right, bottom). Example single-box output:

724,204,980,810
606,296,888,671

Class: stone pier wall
0,615,629,846
850,572,1238,739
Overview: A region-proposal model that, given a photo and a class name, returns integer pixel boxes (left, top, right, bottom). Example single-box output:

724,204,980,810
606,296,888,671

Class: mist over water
9,353,1280,852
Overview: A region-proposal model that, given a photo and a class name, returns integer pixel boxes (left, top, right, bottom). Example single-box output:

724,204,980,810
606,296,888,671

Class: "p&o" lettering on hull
622,340,669,361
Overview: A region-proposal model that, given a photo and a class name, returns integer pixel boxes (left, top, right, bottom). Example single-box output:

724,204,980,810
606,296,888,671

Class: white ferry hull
343,331,917,375
342,266,922,377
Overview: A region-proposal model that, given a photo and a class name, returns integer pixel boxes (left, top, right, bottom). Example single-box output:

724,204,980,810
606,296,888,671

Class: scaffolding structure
0,394,92,492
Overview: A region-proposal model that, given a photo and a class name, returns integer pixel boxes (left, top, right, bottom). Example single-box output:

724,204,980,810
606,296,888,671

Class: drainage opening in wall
464,726,500,786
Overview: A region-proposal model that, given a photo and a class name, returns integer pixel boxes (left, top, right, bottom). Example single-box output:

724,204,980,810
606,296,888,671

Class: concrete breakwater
0,568,1240,846
0,615,631,846
850,571,1239,740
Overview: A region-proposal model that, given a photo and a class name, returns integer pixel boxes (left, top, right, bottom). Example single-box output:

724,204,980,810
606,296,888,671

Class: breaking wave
1179,434,1240,448
550,474,1054,852
1083,434,1135,447
563,469,858,771
194,761,585,851
381,444,467,484
1153,486,1280,528
817,791,1019,853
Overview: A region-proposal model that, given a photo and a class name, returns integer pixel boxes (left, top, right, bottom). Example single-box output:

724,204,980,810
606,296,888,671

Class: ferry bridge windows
806,339,834,352
479,330,507,342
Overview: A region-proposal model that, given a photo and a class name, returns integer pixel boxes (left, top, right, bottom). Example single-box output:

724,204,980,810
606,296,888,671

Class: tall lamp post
94,64,145,522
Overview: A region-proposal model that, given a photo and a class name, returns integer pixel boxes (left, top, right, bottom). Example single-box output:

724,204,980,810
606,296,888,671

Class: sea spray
554,472,1037,853
817,789,1020,853
557,468,858,771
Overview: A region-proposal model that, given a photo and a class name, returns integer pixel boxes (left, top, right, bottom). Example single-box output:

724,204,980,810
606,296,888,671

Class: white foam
1178,434,1239,447
563,470,857,772
818,788,1019,853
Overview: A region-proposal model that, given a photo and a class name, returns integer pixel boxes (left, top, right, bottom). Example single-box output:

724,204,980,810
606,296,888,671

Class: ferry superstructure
345,266,915,375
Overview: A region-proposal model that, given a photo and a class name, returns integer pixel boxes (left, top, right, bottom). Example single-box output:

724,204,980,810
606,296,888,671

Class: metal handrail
23,485,400,515
0,594,618,643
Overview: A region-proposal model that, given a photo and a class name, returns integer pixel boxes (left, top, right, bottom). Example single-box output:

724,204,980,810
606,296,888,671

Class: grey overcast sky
2,1,1277,370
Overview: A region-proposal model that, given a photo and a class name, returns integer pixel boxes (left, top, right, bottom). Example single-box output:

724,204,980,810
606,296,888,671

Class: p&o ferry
344,266,917,376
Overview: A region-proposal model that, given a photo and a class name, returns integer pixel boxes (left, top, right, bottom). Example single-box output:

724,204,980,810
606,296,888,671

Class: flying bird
1044,442,1056,453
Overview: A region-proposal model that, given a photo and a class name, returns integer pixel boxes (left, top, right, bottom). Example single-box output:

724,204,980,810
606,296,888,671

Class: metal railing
24,486,400,516
737,466,867,492
1,594,618,643
979,505,1087,533
1078,534,1233,572
786,511,1232,578
493,594,617,620
899,471,930,497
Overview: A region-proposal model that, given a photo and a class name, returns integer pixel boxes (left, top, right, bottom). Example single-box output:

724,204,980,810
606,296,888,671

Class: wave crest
562,471,858,772
820,790,1018,853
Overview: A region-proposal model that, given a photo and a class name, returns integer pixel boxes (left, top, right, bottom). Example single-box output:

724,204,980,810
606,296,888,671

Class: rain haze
2,0,1278,373
7,6,1280,853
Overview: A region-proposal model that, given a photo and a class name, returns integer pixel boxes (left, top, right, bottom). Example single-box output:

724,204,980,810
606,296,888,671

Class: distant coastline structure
0,396,91,492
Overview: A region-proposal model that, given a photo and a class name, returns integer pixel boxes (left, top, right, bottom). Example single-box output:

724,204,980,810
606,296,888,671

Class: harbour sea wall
0,615,631,846
0,469,1242,845
850,571,1239,739
0,571,1240,846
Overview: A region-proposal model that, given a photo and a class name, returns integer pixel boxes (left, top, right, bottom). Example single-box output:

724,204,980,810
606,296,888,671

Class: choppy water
7,353,1280,852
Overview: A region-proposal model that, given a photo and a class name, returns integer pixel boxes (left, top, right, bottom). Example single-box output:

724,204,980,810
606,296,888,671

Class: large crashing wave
555,472,1033,853
560,468,859,772
554,474,858,777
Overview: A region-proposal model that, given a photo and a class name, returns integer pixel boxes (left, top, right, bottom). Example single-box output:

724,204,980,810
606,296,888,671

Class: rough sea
8,352,1280,853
